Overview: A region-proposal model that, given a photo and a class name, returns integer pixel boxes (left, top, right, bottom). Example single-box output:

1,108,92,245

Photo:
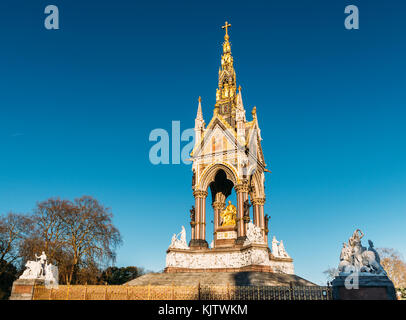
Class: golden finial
238,85,241,92
222,21,231,40
198,96,201,103
252,106,257,117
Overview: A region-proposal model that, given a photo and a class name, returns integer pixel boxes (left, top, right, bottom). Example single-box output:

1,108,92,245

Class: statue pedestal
332,274,396,300
215,226,237,248
9,279,45,300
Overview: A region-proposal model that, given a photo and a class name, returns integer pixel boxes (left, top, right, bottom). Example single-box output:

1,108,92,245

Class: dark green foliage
0,261,17,300
100,266,146,285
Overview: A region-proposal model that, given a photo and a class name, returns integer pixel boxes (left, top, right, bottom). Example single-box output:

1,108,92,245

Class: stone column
201,192,207,240
192,193,200,242
212,201,225,247
190,190,208,248
252,197,266,240
235,183,249,243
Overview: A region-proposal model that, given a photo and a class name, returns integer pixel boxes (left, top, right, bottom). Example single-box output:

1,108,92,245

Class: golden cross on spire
222,21,231,38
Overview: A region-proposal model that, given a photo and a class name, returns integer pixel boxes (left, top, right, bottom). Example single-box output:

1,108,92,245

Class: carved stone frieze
166,246,294,274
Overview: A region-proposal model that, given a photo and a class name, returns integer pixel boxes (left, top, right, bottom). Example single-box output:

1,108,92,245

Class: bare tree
19,199,74,283
378,248,406,288
61,196,122,284
323,266,339,283
33,198,72,263
0,213,33,276
20,196,122,285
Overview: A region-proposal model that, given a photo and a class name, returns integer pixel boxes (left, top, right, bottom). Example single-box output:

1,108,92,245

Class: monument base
9,279,45,300
165,244,294,274
332,274,397,300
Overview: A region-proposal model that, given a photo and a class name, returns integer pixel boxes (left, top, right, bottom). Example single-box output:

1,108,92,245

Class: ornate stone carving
193,190,208,198
212,201,225,210
251,197,266,206
20,261,42,280
271,236,279,257
19,252,59,287
217,231,237,240
271,236,290,258
169,226,190,250
166,247,294,274
244,222,265,245
214,192,226,204
234,184,249,193
277,240,290,258
337,229,386,275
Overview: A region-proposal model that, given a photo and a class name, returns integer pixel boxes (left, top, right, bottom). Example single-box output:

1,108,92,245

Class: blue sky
0,0,405,284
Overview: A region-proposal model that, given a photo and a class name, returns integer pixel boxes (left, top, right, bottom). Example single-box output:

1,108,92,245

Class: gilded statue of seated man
220,200,237,227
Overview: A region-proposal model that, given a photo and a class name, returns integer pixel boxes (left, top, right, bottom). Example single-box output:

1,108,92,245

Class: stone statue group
338,229,386,275
244,222,265,245
19,251,59,286
169,226,189,250
271,236,290,258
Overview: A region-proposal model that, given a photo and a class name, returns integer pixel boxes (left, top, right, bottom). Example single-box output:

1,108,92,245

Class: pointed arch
248,169,265,199
199,163,238,192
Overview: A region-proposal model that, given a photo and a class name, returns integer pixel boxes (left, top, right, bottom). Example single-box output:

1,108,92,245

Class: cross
222,21,231,37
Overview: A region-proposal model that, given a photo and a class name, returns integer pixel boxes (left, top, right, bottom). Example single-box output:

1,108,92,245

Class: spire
251,106,257,120
236,86,244,110
195,96,204,131
215,21,238,124
236,86,246,123
196,96,203,120
251,106,262,140
194,96,205,148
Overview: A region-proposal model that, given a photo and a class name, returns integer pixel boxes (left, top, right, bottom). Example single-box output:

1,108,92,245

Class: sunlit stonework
165,22,294,274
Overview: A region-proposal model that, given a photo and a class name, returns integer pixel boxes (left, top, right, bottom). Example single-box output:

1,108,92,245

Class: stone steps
125,272,316,286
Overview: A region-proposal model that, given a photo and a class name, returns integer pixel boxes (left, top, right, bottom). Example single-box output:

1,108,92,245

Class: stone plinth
215,226,238,247
332,274,397,300
9,279,44,300
165,243,294,274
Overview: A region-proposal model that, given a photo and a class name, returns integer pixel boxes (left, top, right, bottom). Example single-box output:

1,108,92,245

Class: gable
192,116,244,158
245,125,266,167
